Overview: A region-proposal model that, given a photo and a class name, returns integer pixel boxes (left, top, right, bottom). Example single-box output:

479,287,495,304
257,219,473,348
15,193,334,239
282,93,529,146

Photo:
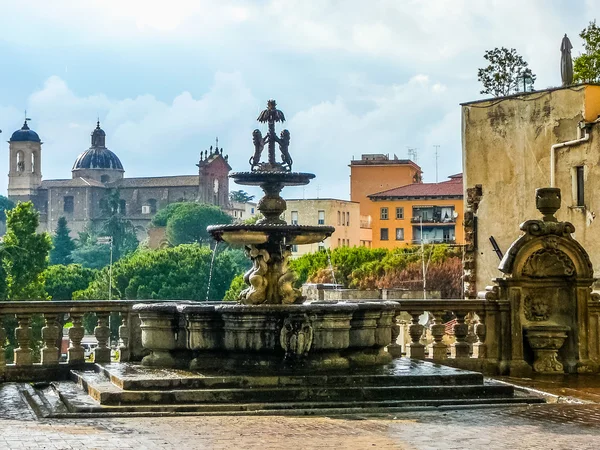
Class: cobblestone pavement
2,384,600,449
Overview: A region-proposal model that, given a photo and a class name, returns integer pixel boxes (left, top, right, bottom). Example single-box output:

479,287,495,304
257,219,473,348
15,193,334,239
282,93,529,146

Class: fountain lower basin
133,301,398,372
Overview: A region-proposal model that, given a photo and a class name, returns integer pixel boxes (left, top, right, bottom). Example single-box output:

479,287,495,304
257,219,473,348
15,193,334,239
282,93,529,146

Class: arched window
31,152,36,173
101,175,110,183
16,151,24,172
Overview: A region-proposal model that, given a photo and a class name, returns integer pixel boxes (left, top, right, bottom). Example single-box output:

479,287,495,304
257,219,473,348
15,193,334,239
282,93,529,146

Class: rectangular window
338,238,341,247
346,212,350,227
396,207,404,219
291,211,299,225
380,228,389,240
380,207,388,220
395,228,404,240
291,245,298,252
337,211,341,226
318,210,325,225
119,199,126,215
64,196,74,213
576,166,585,207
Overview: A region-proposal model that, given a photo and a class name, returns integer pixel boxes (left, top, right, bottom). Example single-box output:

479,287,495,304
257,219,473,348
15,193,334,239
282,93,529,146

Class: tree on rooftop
477,47,536,97
574,20,600,83
229,190,255,203
50,217,76,265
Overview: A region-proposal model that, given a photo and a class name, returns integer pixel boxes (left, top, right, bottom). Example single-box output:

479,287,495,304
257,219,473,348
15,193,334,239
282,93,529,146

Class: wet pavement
2,383,600,449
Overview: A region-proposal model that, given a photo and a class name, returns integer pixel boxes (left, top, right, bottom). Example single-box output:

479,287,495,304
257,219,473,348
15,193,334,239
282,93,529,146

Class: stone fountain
133,100,397,371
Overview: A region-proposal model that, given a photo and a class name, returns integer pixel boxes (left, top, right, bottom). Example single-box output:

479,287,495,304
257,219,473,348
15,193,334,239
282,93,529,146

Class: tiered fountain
134,100,397,371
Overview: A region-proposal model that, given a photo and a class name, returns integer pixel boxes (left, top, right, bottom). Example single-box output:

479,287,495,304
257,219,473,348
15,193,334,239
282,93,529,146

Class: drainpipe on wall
550,122,590,187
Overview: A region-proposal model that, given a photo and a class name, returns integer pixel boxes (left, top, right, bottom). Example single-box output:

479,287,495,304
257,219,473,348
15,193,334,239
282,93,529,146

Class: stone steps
25,359,546,417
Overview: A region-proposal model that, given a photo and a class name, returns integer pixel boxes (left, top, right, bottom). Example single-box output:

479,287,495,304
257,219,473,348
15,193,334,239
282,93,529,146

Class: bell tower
8,119,42,201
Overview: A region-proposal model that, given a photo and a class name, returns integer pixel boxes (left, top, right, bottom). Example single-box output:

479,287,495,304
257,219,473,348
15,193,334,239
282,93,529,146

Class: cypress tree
50,217,76,265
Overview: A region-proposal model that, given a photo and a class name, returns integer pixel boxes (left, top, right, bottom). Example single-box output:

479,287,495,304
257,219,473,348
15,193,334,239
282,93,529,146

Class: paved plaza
2,384,600,449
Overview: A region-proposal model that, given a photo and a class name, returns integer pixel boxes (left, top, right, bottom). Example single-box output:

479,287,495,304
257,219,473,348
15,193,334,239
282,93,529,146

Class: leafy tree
50,217,76,265
243,213,264,225
477,47,536,97
166,203,232,246
1,202,52,300
0,195,15,222
574,20,600,83
229,190,255,203
223,273,246,301
74,244,244,301
151,201,189,227
44,264,96,300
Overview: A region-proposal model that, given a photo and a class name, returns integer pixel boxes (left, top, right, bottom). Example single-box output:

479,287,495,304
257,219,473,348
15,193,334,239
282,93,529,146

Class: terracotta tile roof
110,175,199,188
41,178,106,188
369,174,463,199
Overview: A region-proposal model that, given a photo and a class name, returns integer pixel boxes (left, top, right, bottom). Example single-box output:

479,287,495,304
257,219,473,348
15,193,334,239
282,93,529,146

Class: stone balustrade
0,300,153,382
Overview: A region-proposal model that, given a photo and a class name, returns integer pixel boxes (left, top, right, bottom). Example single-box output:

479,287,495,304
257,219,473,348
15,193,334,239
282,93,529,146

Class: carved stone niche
484,188,599,376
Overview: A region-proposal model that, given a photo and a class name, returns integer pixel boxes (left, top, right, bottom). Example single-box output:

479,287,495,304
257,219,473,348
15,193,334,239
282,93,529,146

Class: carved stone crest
524,294,551,321
521,248,575,278
280,313,313,358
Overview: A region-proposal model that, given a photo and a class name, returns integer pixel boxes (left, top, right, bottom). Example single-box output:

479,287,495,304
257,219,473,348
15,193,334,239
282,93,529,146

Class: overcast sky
0,0,595,199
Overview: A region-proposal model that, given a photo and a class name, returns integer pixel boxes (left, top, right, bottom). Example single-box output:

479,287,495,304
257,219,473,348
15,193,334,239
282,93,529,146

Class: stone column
41,314,60,365
118,312,130,362
94,312,111,363
472,312,487,359
14,314,33,365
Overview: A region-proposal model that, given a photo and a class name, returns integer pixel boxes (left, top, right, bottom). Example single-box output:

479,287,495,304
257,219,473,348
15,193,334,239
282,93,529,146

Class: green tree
574,20,600,83
99,189,139,261
1,202,52,300
477,47,536,97
223,273,246,301
166,203,232,246
44,264,96,300
0,195,15,222
151,201,189,227
50,217,76,265
74,244,242,301
229,190,255,203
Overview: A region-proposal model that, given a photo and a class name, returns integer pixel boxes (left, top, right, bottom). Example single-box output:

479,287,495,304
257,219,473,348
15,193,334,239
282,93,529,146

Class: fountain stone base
133,301,397,372
524,325,570,374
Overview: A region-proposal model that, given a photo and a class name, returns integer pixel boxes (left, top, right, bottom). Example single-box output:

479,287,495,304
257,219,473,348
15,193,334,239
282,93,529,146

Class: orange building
367,174,464,249
350,154,422,248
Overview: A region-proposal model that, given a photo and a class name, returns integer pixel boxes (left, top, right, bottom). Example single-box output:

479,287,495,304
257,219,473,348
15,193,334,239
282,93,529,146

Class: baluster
387,313,403,358
472,312,487,359
94,312,111,363
0,314,6,378
405,311,425,359
68,313,85,364
41,314,60,365
451,311,470,358
14,313,33,365
428,311,447,360
118,311,130,362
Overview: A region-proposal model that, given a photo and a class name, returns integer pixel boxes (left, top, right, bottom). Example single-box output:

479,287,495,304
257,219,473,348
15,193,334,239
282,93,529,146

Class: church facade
7,120,231,238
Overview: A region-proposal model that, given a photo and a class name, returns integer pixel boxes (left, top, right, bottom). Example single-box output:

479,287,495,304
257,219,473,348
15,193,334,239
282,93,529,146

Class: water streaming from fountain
325,244,338,289
205,241,220,301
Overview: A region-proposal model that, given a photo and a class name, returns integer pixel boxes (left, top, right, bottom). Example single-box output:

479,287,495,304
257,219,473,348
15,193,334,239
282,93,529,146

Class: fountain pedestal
524,325,570,374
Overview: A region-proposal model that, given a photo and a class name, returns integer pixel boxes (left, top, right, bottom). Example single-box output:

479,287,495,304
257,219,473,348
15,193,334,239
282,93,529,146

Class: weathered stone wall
462,85,600,291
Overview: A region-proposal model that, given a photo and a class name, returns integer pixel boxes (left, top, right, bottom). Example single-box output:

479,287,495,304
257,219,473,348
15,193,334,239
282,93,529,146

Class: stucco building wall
462,85,600,291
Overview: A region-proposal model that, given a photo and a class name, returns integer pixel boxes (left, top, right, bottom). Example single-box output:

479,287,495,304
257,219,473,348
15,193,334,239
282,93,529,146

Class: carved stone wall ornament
524,294,551,321
521,248,576,278
280,313,314,358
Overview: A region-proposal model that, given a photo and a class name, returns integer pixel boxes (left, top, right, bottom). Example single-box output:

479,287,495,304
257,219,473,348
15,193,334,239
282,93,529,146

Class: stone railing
0,300,155,382
390,298,506,373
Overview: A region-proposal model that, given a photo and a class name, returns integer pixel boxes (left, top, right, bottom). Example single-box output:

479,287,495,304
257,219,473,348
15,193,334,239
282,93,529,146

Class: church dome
72,121,124,171
10,121,41,142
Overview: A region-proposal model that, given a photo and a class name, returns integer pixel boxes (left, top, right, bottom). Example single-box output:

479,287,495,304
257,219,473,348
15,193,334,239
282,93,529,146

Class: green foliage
477,47,535,97
166,203,232,246
223,273,246,301
243,213,264,224
229,190,255,203
44,264,96,300
0,195,15,222
74,244,243,301
1,202,52,300
151,202,189,227
574,20,600,83
50,217,76,265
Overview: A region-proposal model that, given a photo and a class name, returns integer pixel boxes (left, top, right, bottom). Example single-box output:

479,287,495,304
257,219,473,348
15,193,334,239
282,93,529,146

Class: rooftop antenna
215,136,219,149
407,147,418,163
433,145,440,182
316,184,321,199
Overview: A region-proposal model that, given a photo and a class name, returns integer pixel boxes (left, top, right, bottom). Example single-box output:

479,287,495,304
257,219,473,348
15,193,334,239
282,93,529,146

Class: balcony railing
411,217,456,224
411,238,456,245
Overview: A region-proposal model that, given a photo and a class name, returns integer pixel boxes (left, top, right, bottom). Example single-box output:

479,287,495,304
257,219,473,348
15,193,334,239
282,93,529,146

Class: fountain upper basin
207,223,335,245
